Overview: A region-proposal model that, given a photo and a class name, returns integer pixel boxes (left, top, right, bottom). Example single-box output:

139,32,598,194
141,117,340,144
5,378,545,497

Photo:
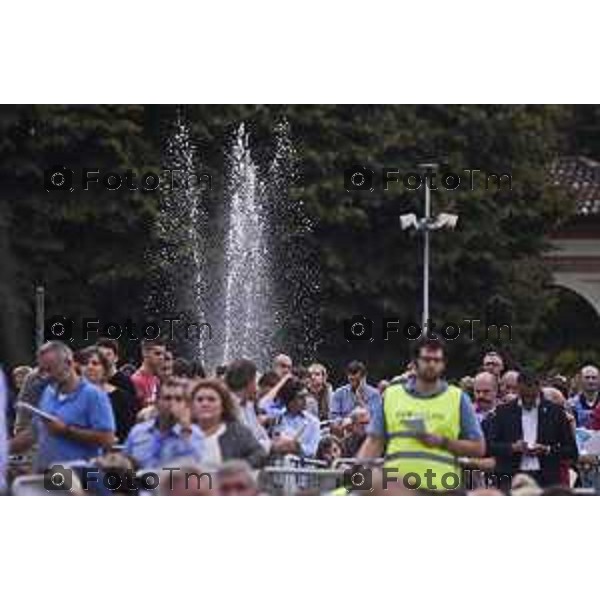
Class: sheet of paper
16,402,58,423
577,429,600,454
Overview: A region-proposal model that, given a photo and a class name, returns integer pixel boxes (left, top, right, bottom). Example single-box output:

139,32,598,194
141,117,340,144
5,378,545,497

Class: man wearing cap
487,370,578,489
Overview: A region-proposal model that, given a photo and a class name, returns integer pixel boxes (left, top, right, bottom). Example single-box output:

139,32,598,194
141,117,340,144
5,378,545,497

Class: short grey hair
38,341,73,364
216,459,257,484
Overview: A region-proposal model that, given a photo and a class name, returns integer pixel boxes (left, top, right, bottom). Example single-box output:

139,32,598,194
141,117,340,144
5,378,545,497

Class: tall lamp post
35,285,45,351
399,164,458,331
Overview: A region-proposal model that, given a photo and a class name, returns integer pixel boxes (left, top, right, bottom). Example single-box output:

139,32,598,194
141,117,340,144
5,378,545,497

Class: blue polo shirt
34,378,116,470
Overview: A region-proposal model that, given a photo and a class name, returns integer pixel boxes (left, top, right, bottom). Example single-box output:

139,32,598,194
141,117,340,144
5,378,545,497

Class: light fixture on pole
398,164,459,330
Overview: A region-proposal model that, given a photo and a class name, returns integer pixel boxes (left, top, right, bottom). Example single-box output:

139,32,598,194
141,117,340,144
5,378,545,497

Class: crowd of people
1,335,599,495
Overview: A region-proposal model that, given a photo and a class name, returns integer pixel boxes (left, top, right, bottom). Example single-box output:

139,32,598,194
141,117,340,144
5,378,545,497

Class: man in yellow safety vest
357,338,485,492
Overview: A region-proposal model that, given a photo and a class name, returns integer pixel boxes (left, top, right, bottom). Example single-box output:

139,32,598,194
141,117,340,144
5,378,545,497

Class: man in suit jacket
487,370,578,490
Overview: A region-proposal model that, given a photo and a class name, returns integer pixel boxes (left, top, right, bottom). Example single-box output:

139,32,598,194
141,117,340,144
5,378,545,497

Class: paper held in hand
576,428,600,455
403,416,426,434
16,401,59,423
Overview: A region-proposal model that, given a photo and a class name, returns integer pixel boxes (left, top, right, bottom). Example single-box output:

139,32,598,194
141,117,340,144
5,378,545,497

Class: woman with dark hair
190,378,268,468
83,347,137,443
316,435,343,466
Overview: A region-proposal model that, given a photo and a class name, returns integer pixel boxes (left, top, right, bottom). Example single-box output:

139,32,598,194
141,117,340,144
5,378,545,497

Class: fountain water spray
151,115,320,371
147,114,211,360
221,123,273,367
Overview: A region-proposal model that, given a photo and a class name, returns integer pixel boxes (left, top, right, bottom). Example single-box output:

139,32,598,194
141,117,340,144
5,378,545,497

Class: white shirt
202,423,226,467
520,400,540,471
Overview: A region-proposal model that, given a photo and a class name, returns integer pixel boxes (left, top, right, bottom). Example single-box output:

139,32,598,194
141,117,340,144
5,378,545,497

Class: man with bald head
473,372,499,451
569,365,600,428
473,372,498,422
500,370,519,403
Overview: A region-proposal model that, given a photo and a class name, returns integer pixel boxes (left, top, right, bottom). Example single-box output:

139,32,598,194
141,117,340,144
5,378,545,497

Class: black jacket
487,398,578,487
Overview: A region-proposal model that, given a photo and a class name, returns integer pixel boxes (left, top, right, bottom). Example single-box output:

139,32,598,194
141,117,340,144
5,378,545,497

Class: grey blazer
219,421,268,468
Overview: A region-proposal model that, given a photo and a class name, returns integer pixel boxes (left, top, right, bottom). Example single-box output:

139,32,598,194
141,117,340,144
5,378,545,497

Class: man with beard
11,341,116,472
487,371,578,489
357,338,485,492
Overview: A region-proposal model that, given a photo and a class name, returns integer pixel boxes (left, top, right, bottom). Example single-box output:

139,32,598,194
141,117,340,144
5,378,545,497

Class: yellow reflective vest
383,382,462,491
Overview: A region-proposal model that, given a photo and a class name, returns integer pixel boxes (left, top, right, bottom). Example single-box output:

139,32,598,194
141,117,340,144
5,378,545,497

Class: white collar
518,396,541,411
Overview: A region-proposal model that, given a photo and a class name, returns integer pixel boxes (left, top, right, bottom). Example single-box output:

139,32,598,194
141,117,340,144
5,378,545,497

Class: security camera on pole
399,163,458,333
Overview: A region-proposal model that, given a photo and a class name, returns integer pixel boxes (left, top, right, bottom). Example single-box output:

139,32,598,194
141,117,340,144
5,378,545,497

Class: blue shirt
258,396,285,419
272,410,321,457
568,393,599,428
259,395,320,420
330,383,381,422
367,379,483,441
125,419,204,469
35,378,116,470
